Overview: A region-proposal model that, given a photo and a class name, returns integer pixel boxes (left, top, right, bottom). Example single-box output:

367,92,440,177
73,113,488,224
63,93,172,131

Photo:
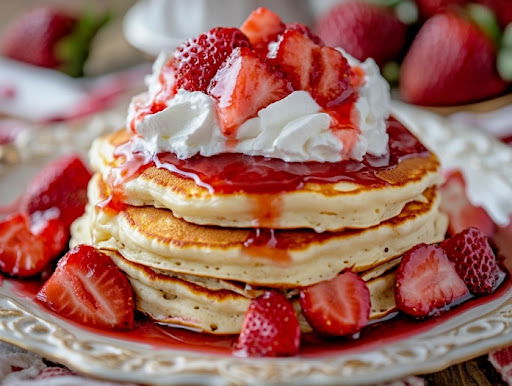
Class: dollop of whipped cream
128,51,390,163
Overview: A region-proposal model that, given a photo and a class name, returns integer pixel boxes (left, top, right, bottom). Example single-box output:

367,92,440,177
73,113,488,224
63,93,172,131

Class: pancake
71,218,397,334
79,173,448,287
89,126,443,232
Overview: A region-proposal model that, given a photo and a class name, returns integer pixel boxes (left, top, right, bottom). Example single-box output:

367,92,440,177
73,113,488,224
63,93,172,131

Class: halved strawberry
240,7,284,52
0,214,47,277
441,227,499,295
395,244,470,318
440,170,495,237
268,29,317,91
36,245,135,330
300,271,370,336
235,291,300,357
208,47,292,136
173,27,251,93
34,216,68,259
21,154,92,229
0,211,65,277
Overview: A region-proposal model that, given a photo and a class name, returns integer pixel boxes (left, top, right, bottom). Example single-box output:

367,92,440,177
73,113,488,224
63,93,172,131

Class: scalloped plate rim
0,278,510,386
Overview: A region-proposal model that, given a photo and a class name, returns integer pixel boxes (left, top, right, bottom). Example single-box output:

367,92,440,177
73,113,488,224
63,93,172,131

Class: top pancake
90,123,442,232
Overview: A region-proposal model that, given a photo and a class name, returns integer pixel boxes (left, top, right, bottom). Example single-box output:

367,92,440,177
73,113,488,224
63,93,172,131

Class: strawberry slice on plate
208,47,292,136
441,227,500,295
0,212,67,278
440,170,495,237
37,245,135,330
21,154,92,229
300,271,370,336
395,244,470,318
235,291,300,357
0,214,47,277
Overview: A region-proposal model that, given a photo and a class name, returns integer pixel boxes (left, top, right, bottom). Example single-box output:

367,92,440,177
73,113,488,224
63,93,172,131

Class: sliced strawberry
313,46,353,108
268,30,352,108
173,27,251,93
33,215,68,259
240,7,285,52
0,212,65,278
395,244,470,318
208,47,292,136
440,170,495,237
285,22,323,45
36,245,135,330
0,214,47,277
268,29,317,90
235,291,300,357
441,227,499,295
300,271,370,336
21,154,92,229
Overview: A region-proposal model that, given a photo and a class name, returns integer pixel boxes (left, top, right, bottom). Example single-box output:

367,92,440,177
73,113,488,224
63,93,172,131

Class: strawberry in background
416,0,468,19
1,6,109,77
316,1,408,67
400,10,507,105
0,154,91,277
439,170,495,237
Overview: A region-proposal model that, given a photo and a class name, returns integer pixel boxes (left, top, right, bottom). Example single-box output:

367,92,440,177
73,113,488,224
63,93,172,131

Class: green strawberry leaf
466,4,501,47
56,11,110,77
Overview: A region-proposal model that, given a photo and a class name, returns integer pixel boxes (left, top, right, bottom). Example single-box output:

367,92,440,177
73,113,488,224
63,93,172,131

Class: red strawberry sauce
100,118,429,210
8,273,511,357
96,117,431,261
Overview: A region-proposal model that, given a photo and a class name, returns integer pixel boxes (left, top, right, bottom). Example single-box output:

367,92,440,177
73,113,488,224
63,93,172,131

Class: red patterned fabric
490,347,512,384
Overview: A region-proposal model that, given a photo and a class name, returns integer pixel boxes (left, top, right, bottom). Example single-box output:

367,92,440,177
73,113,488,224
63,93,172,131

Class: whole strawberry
235,291,300,357
1,6,108,77
316,1,407,66
477,0,512,28
400,12,507,105
441,227,500,295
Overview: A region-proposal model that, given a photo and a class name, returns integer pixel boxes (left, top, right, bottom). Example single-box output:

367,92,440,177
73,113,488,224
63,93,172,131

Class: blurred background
1,0,511,118
0,0,511,164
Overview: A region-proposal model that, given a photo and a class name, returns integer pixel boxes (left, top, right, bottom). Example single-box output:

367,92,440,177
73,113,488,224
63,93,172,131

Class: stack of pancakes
71,127,448,334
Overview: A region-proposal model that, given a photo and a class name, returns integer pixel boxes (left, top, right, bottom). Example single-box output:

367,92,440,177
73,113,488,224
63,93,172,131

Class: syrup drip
242,229,291,263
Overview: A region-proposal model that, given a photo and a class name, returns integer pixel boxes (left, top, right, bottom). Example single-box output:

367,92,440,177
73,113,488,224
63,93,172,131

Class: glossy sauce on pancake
99,119,429,214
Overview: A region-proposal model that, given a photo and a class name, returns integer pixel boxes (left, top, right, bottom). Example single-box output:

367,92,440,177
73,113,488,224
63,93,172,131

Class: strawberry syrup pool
7,273,511,358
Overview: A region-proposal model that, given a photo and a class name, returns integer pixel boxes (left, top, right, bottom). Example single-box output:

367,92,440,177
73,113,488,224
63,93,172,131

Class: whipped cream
128,51,390,163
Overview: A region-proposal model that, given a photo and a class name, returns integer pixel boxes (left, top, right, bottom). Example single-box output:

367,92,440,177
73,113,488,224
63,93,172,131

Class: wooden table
0,1,509,384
